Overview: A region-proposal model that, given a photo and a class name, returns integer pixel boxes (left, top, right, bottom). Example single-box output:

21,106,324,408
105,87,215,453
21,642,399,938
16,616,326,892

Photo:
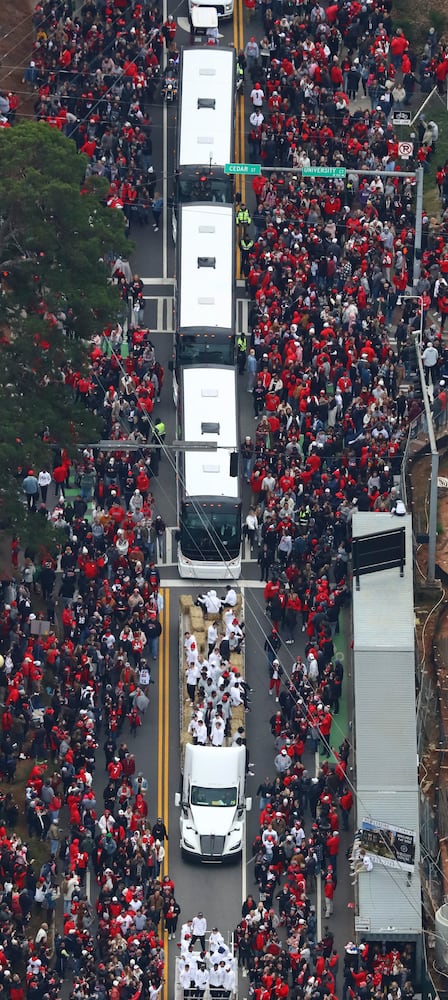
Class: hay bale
180,595,194,614
189,608,204,627
195,629,207,653
232,705,245,729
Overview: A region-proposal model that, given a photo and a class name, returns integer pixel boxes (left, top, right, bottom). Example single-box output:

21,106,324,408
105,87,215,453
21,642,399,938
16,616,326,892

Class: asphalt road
112,12,358,997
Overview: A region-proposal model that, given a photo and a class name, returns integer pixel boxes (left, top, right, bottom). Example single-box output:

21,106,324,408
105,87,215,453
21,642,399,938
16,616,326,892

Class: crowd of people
12,0,183,229
3,227,175,1000
0,0,444,997
0,391,177,999
233,0,448,587
178,915,238,997
183,585,251,753
229,4,437,998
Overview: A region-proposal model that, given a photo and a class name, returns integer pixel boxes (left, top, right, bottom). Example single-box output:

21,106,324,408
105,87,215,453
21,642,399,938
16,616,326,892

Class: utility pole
414,334,439,584
413,166,424,289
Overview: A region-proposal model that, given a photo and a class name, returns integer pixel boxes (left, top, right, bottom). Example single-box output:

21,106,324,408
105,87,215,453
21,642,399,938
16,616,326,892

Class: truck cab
175,744,251,862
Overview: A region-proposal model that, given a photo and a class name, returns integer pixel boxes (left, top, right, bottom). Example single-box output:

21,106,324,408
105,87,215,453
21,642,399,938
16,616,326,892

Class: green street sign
302,166,347,178
224,163,262,176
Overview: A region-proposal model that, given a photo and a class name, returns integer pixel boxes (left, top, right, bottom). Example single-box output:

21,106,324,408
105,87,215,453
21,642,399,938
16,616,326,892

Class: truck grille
200,835,226,857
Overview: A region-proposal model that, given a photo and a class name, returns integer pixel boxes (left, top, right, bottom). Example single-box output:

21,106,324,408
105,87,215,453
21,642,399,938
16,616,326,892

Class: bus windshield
181,506,241,561
191,785,237,808
177,334,235,367
177,173,233,205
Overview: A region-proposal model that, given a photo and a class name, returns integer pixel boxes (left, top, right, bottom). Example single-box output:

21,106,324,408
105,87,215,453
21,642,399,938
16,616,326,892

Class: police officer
236,203,251,227
237,332,247,374
152,418,166,461
239,232,254,277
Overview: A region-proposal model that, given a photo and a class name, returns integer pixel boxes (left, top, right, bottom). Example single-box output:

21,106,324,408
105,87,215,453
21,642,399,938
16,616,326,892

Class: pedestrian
240,436,254,481
22,469,39,511
244,36,259,76
152,192,163,232
246,348,258,392
339,788,353,831
250,82,264,107
164,895,181,939
152,418,166,462
154,514,166,560
237,332,247,373
324,871,335,917
269,659,282,702
191,911,207,951
422,340,438,384
245,506,258,551
38,468,51,505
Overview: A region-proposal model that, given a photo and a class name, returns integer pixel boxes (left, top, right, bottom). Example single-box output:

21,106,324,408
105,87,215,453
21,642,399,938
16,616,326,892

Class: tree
0,122,131,545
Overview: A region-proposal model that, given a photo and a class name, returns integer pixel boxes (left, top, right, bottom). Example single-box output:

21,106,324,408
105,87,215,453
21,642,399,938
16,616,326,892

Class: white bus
177,366,242,579
174,47,235,220
174,203,235,391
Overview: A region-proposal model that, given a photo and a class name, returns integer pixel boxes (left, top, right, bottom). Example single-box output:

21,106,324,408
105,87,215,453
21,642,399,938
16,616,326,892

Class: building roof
352,513,421,937
352,512,414,651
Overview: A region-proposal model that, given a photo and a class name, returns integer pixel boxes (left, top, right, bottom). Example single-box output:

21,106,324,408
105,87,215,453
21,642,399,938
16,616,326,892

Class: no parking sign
398,140,414,159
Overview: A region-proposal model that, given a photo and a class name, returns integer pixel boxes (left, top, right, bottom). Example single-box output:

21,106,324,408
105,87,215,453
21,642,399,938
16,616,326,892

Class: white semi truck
175,743,251,862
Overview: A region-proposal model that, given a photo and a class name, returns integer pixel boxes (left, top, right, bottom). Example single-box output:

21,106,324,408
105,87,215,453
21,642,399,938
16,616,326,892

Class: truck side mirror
245,797,252,812
174,792,181,807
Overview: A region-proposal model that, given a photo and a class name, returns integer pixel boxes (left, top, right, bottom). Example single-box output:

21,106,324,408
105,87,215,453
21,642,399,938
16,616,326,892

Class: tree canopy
0,122,130,546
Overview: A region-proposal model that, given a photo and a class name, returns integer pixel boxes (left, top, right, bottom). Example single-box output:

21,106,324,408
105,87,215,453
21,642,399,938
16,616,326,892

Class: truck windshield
191,786,237,808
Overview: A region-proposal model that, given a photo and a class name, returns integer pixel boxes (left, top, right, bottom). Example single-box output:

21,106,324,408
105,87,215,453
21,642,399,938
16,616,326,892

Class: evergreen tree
0,122,130,542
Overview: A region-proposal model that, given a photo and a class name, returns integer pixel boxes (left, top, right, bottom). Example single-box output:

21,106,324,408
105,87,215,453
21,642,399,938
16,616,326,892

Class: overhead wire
92,332,433,924
22,4,431,924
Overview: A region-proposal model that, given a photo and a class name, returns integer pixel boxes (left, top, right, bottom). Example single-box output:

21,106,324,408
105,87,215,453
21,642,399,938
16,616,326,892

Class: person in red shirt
52,463,68,498
324,871,335,917
339,788,353,830
326,830,340,875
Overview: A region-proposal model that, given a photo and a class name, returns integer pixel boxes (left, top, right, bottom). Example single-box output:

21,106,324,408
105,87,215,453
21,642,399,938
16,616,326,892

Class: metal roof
179,48,235,169
182,366,239,499
178,204,234,334
356,788,421,936
353,513,421,937
354,650,418,791
352,512,414,651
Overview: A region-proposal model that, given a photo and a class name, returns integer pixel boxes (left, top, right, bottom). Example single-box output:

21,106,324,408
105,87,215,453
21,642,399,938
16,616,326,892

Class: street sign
302,165,346,178
398,141,414,159
392,110,412,125
224,162,261,176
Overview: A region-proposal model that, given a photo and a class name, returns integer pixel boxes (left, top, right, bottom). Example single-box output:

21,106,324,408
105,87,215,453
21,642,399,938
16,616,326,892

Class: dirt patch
0,0,36,113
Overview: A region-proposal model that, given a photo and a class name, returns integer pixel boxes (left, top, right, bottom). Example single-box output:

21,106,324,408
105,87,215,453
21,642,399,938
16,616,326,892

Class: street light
397,293,425,349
